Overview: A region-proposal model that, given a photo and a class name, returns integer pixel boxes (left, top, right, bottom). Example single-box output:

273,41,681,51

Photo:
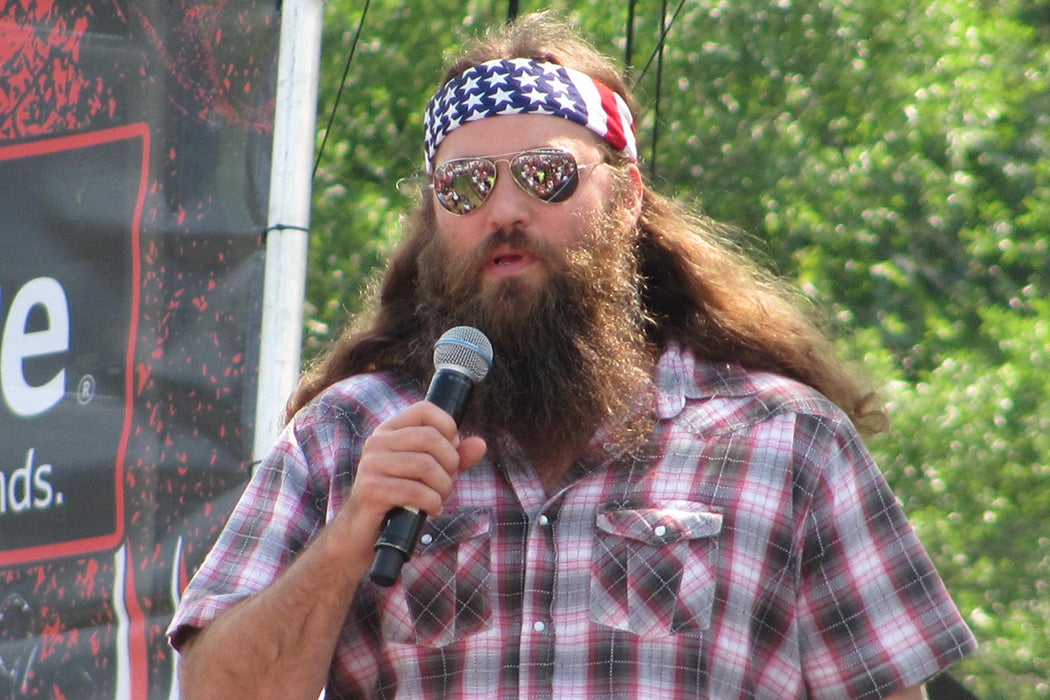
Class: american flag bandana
423,58,637,173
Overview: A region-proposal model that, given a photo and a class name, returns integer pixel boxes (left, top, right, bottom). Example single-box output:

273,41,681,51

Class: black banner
1,125,146,561
0,2,279,696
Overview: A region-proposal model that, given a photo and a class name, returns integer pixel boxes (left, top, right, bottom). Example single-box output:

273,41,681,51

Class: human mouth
487,246,537,277
494,251,525,266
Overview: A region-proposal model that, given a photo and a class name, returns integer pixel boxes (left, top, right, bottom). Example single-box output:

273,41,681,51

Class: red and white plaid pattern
170,346,975,699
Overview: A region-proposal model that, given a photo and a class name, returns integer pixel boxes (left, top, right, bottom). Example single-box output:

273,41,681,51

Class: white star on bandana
423,58,637,172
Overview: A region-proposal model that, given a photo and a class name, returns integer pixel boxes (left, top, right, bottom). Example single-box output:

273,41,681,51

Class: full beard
414,208,656,469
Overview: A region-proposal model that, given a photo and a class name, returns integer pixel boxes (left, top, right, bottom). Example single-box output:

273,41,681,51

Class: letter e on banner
1,277,70,417
0,124,147,562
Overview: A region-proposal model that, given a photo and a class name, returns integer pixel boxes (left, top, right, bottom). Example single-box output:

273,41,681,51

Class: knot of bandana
423,58,637,173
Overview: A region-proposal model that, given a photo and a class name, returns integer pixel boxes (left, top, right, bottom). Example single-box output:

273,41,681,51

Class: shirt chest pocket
590,502,723,637
378,509,492,648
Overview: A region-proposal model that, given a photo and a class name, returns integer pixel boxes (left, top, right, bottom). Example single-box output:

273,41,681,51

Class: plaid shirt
169,345,976,699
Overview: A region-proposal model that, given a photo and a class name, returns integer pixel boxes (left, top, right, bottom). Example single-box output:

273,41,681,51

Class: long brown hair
287,12,887,434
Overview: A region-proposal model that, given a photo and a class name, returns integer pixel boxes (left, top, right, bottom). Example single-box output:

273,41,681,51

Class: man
168,12,976,699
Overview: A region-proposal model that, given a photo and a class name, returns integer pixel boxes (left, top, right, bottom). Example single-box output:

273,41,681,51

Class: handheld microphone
369,326,493,587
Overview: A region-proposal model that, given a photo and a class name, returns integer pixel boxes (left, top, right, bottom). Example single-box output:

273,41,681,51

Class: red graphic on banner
0,3,114,139
1,1,276,140
116,0,276,131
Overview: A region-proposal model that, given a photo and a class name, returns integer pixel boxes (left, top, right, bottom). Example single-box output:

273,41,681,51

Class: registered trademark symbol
77,375,96,404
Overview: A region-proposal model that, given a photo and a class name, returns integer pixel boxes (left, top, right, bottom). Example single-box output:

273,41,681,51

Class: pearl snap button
420,533,434,545
538,514,549,526
654,525,667,537
533,621,547,632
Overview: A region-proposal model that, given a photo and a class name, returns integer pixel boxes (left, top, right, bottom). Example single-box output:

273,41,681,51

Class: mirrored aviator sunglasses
431,148,597,216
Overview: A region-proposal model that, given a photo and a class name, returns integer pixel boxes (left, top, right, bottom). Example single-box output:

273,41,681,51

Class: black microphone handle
369,369,475,587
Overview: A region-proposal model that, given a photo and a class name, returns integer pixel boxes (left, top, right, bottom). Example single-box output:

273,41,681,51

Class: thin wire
314,0,372,178
648,0,669,179
635,0,687,83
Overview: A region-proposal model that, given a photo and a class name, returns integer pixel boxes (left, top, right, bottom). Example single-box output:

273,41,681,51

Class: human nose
479,160,532,230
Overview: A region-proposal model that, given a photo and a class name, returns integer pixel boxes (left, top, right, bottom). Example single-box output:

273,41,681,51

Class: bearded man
168,13,975,699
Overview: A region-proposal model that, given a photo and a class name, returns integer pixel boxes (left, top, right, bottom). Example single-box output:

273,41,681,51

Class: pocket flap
417,509,491,553
596,502,722,545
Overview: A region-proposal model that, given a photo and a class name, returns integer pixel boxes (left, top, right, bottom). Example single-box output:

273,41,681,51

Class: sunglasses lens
433,158,497,215
511,149,579,203
431,149,583,214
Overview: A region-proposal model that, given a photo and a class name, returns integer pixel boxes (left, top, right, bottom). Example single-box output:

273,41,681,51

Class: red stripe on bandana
594,79,630,154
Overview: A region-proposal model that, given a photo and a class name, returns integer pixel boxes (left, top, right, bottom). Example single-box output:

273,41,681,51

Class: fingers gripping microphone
369,326,493,587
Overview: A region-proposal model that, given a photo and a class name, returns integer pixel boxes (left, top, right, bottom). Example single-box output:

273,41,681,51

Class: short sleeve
165,373,414,650
166,417,326,649
794,417,977,698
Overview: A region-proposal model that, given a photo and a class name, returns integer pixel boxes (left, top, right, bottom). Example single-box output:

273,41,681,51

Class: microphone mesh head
433,326,493,382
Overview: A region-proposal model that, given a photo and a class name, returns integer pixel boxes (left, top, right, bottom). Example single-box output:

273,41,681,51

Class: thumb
456,435,487,473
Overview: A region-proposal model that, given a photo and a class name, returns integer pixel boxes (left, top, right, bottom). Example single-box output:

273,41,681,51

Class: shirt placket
516,499,560,698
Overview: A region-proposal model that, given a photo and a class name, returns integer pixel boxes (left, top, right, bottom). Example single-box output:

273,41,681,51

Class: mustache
477,226,553,262
438,226,556,294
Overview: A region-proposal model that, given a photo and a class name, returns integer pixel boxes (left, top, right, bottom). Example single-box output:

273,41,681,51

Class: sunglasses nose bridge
469,157,539,228
486,156,535,202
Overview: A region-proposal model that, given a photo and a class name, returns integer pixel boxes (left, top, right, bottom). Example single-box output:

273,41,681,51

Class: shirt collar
654,343,761,420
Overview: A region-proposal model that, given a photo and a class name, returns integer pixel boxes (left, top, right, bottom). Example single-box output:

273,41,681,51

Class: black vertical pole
650,0,669,180
625,0,638,74
507,0,519,21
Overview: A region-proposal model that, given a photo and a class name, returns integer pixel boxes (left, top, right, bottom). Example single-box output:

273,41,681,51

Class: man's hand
335,400,487,552
177,400,486,700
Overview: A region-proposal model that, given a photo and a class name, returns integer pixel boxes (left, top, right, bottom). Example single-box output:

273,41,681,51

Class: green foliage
863,300,1050,699
307,0,1049,695
636,0,1050,374
308,0,501,353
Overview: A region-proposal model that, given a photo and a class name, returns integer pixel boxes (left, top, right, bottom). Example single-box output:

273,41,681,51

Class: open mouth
493,253,525,266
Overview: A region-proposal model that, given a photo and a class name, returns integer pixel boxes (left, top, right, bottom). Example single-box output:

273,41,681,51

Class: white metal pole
253,0,324,463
